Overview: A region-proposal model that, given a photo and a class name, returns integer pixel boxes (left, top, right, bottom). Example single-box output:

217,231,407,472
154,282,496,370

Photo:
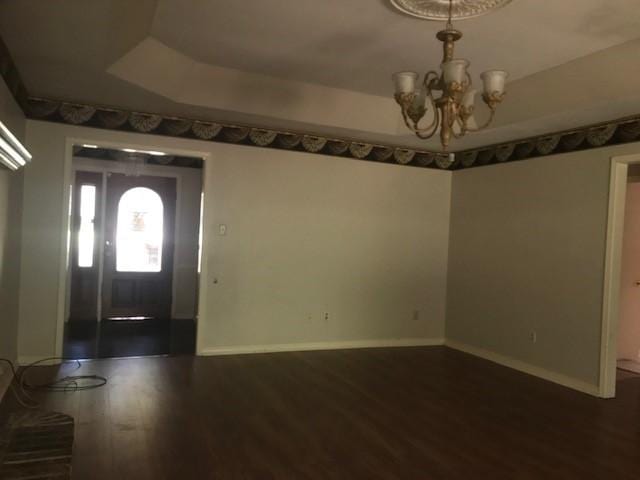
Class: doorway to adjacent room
615,165,640,376
63,145,204,359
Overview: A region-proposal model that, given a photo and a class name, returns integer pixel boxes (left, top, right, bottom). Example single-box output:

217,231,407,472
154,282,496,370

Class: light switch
219,224,227,236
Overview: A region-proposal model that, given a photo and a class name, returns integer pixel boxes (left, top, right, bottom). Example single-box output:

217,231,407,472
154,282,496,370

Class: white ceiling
1,0,640,150
150,0,640,96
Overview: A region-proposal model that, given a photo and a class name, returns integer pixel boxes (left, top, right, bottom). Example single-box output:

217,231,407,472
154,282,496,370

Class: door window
116,187,164,272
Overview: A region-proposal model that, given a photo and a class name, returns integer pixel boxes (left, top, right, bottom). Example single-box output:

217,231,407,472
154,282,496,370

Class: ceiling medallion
389,0,513,21
391,0,508,150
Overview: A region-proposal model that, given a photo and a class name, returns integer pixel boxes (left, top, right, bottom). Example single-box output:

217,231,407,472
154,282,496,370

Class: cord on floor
0,357,107,409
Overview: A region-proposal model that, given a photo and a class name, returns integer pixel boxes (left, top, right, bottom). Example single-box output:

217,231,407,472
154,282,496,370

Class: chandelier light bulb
462,89,477,109
392,71,419,94
481,70,508,96
413,86,427,108
441,59,469,86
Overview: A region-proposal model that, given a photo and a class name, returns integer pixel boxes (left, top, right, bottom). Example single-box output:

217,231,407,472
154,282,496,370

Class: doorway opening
615,165,640,378
63,145,204,359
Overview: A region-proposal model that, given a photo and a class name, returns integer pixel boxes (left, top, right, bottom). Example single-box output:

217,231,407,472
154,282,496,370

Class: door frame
56,136,212,359
600,153,640,398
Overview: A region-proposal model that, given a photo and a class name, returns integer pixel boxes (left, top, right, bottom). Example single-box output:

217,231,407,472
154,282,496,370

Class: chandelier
391,0,508,150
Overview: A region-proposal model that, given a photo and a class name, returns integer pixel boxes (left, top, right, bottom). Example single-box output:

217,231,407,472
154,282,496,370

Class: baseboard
445,339,600,397
17,356,62,366
199,337,445,356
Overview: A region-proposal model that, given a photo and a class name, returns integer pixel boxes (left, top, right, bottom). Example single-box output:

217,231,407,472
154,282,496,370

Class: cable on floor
0,357,108,409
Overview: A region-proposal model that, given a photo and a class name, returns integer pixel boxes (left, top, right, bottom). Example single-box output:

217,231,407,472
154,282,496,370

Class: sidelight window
77,184,96,268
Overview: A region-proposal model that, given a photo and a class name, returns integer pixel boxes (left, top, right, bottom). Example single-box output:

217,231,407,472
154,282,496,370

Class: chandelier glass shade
392,1,508,150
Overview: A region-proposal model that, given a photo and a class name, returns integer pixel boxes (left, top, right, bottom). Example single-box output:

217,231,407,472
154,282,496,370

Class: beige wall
447,142,640,389
15,118,640,396
173,165,202,320
617,180,640,361
24,111,640,398
0,170,23,360
0,167,21,360
18,120,450,360
18,122,67,361
199,141,450,353
0,78,25,394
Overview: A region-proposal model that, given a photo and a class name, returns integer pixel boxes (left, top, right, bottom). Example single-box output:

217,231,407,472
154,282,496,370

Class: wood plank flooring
63,319,196,359
1,346,640,479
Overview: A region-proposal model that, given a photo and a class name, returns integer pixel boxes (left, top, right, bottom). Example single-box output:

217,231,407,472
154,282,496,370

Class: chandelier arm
399,84,440,136
414,109,441,139
444,103,467,141
463,107,496,133
417,90,442,139
423,86,440,128
450,116,467,139
423,71,441,93
400,106,439,139
415,109,441,139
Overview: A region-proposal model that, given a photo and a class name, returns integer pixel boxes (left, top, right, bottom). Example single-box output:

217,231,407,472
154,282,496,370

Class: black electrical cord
20,357,108,392
0,357,108,408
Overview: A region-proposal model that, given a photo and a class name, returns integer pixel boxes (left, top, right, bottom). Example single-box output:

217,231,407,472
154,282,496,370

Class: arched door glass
116,187,164,272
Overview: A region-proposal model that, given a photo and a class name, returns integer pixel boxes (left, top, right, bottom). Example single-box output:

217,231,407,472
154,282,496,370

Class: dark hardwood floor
2,346,640,479
63,319,196,359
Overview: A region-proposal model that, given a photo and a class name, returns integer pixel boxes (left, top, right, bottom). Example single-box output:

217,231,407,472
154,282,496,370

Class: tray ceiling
1,0,640,150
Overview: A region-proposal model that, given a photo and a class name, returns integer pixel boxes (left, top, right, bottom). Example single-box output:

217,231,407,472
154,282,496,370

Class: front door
102,174,176,320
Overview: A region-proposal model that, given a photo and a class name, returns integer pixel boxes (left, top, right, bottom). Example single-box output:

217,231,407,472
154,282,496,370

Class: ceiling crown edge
22,96,454,169
455,116,640,168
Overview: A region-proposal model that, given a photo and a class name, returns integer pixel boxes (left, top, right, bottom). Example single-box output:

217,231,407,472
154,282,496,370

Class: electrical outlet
412,310,420,321
324,312,329,321
529,330,537,344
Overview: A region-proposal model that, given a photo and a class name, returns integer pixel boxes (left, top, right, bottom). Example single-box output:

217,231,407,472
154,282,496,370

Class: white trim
96,171,107,321
63,174,76,323
445,339,600,396
199,338,445,356
55,140,75,357
599,153,640,398
195,160,211,354
55,135,211,359
17,356,62,366
171,174,182,318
